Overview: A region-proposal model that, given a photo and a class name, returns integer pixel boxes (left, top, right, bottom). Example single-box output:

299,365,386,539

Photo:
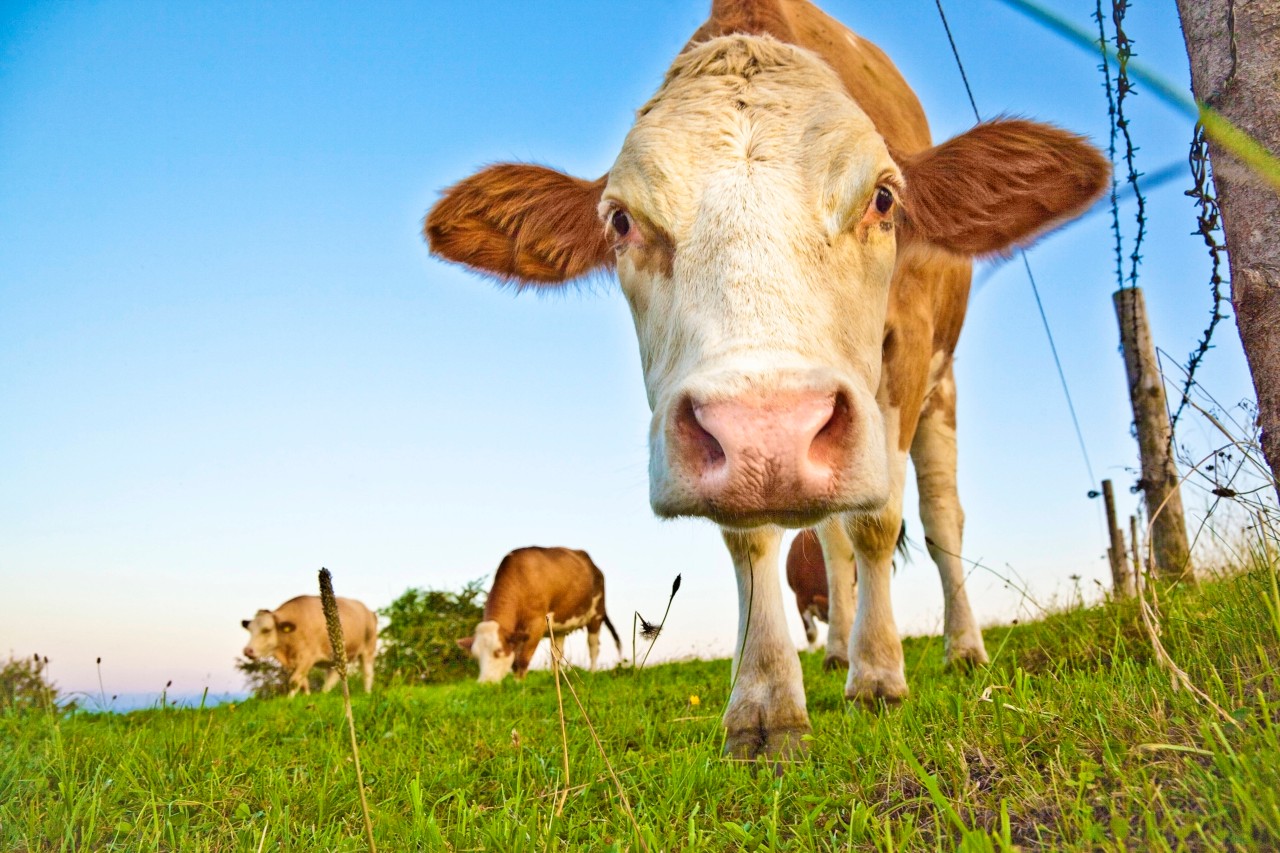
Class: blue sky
0,1,1254,701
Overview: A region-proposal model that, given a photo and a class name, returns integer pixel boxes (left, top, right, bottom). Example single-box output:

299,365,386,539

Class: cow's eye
874,186,894,215
610,208,631,238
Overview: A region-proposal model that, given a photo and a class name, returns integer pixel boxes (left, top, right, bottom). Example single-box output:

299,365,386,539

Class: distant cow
241,595,378,696
786,529,835,653
458,547,621,683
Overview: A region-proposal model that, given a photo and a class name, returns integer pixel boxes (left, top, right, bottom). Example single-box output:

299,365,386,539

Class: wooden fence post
1113,287,1194,583
1101,480,1132,597
1129,514,1143,595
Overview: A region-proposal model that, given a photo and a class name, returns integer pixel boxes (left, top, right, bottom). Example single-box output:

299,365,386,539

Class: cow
786,528,832,653
457,546,622,683
425,0,1109,761
241,595,378,696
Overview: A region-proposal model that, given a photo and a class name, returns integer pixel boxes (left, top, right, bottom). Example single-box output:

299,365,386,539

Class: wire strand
934,0,1098,489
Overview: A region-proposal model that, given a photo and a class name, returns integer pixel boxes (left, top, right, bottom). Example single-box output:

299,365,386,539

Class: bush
1,654,67,714
234,657,328,699
376,580,486,685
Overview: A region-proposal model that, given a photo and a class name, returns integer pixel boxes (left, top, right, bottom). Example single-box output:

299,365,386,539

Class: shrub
376,580,485,685
234,657,329,699
1,653,67,714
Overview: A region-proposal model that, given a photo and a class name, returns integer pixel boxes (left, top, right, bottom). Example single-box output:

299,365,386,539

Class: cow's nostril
809,390,851,468
678,396,725,466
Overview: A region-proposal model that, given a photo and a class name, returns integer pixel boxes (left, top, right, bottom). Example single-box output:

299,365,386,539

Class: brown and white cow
457,546,622,683
426,0,1108,759
786,528,835,653
241,595,378,696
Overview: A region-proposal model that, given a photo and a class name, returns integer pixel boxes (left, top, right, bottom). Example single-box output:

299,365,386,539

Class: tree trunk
1175,0,1280,495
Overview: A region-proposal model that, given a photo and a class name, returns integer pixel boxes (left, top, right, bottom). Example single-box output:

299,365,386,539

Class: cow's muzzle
653,379,888,526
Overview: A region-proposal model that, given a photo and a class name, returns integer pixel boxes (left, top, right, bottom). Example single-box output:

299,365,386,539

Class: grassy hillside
3,566,1279,851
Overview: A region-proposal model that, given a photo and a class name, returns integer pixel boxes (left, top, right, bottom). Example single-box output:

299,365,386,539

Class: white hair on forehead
612,32,887,248
248,610,276,630
470,620,515,683
640,34,845,118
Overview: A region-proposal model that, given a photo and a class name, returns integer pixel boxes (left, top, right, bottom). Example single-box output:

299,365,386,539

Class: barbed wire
1171,123,1229,432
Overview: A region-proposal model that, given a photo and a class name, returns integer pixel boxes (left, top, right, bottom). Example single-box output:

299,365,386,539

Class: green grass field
4,565,1279,851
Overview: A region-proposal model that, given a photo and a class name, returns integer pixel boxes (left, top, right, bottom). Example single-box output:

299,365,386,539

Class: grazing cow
241,595,378,696
786,529,834,653
787,525,905,655
426,0,1108,760
457,547,622,683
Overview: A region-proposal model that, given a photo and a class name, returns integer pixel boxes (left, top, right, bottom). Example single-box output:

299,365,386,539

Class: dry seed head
318,567,348,676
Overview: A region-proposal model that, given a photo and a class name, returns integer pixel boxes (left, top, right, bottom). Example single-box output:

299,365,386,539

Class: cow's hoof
724,724,810,773
945,641,989,671
845,667,908,708
822,653,849,672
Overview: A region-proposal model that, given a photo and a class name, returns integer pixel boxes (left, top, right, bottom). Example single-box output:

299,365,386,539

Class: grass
3,565,1279,851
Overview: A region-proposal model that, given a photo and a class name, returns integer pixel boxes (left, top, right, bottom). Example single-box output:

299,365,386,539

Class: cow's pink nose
672,389,851,519
243,648,257,660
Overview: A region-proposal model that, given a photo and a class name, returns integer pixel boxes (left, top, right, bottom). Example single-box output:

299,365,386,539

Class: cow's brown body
458,547,621,682
426,0,1109,760
242,595,378,696
786,529,832,650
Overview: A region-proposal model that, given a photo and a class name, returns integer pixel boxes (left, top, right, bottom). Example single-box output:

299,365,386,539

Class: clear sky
0,1,1255,704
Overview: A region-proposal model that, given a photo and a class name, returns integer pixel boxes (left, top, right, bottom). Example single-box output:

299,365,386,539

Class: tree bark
1175,0,1280,495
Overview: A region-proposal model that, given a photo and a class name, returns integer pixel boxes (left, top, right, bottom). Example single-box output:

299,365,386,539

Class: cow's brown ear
241,619,251,630
278,621,295,634
898,119,1109,257
456,637,474,651
425,165,613,286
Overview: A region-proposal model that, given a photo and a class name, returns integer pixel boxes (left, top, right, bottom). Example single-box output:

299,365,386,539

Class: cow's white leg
549,632,566,669
845,447,910,704
911,369,988,667
320,667,341,693
801,608,819,651
287,664,312,697
816,516,856,671
361,653,375,692
722,526,810,763
587,628,601,671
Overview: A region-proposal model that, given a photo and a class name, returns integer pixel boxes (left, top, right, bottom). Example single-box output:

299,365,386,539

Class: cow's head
427,35,1108,528
457,620,523,683
242,609,294,660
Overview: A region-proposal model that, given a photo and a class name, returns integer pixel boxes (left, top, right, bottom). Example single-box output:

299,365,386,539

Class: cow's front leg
320,666,342,693
722,526,810,764
846,506,909,704
816,516,857,671
286,661,314,697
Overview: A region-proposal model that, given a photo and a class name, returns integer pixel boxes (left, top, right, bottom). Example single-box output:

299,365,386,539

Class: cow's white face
468,620,515,683
601,37,896,528
427,33,1110,532
242,610,281,660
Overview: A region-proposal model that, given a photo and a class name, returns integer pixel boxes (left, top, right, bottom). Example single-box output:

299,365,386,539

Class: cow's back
484,547,602,627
